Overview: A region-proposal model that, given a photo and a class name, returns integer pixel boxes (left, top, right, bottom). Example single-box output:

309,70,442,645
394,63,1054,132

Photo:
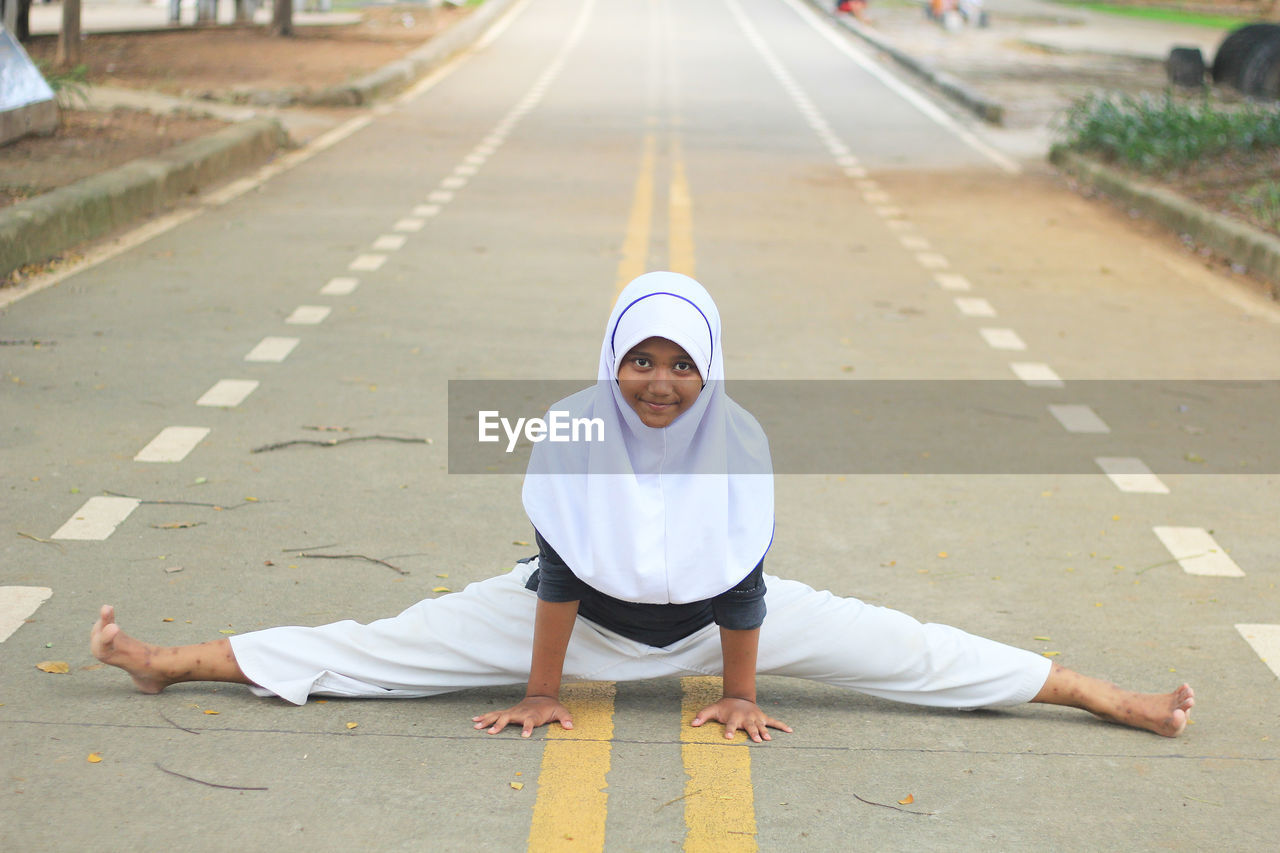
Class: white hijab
521,272,774,604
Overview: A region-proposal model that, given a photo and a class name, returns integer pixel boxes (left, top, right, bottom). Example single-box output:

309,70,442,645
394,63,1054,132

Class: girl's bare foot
91,606,248,693
90,605,171,694
1098,683,1195,738
1032,664,1195,737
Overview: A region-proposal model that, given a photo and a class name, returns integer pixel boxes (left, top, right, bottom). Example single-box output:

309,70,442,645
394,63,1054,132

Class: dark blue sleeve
710,560,767,631
530,529,591,603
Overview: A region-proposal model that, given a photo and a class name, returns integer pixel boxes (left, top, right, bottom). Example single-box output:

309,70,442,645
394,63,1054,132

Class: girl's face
616,336,702,428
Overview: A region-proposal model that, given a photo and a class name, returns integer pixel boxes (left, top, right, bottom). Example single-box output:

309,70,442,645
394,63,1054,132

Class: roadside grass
34,61,91,109
1058,90,1280,172
1234,181,1280,229
1049,1,1251,29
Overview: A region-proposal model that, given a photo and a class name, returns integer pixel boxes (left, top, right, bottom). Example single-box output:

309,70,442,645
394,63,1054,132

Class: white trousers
229,563,1051,708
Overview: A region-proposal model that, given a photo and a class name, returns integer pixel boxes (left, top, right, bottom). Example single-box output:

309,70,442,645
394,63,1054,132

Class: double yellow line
615,131,697,292
527,133,758,852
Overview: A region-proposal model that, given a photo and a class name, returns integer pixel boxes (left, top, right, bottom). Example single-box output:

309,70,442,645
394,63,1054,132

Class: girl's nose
648,370,676,394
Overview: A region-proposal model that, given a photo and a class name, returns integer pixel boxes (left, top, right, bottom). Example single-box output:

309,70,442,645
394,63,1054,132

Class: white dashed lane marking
1236,625,1280,680
135,426,210,463
1153,526,1245,577
349,254,387,272
197,379,259,408
372,235,407,251
395,218,426,232
979,327,1026,351
427,190,454,204
1095,457,1170,494
321,277,360,295
0,587,53,642
955,297,996,317
245,336,300,362
935,273,972,291
1010,362,1063,387
916,252,949,270
52,496,140,540
1049,404,1110,434
286,306,332,325
413,204,442,217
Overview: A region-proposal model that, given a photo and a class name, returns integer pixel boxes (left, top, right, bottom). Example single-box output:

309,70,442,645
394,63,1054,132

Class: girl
91,272,1194,739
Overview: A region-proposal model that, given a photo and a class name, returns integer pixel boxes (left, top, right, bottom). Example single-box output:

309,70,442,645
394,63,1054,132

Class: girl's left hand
691,697,792,742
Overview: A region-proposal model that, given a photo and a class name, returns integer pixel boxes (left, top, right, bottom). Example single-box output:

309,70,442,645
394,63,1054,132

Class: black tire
1242,36,1280,98
1166,46,1206,88
1212,23,1280,90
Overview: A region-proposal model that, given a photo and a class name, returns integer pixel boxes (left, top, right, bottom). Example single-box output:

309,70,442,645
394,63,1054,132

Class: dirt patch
2,5,470,211
0,108,229,208
22,5,469,98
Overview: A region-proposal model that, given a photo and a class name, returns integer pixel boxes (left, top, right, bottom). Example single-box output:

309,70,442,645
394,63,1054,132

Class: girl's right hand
473,695,574,738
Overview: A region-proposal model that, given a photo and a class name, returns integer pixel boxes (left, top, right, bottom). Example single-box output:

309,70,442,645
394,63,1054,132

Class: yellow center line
528,681,617,851
680,677,759,852
667,132,696,279
616,133,658,295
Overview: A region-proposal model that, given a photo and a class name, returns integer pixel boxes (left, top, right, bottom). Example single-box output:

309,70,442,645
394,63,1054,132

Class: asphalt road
3,0,1279,849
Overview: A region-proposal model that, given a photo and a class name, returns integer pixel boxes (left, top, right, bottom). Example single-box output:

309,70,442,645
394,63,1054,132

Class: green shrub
1059,91,1280,173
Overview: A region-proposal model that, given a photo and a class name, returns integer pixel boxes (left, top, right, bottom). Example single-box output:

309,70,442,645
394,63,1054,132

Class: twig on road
155,762,266,791
17,531,63,549
296,548,407,573
103,490,257,511
251,435,431,453
656,789,699,811
851,792,935,816
158,710,200,735
1135,552,1209,575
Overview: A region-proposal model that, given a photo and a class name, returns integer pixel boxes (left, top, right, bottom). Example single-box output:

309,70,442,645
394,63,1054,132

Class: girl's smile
616,336,703,428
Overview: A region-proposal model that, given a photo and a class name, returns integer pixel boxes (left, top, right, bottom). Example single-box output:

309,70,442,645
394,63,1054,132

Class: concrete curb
1051,147,1280,300
303,0,521,106
0,118,287,278
0,0,520,280
1017,36,1167,65
808,1,1007,125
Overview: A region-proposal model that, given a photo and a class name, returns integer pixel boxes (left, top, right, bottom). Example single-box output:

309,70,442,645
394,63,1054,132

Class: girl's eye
633,357,651,368
675,362,692,372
